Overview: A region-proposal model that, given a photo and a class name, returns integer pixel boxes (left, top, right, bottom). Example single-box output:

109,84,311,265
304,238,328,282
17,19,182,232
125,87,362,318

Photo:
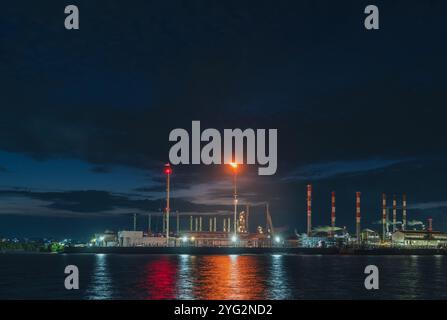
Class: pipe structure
393,194,397,233
176,212,179,234
382,193,387,240
223,218,226,232
428,218,433,232
214,217,217,232
246,204,250,233
148,214,151,235
133,213,137,231
356,192,361,243
402,193,407,231
307,184,312,236
199,216,202,232
190,216,193,231
209,217,212,232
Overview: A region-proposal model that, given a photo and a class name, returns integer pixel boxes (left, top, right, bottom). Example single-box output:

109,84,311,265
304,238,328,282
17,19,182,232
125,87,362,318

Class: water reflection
131,254,447,300
141,256,177,299
401,255,422,299
86,254,113,299
191,255,267,299
176,255,194,299
268,255,290,299
139,255,270,299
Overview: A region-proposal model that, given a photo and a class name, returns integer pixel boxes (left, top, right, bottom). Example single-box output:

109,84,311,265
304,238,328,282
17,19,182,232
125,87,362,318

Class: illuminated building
118,231,166,247
93,230,117,247
360,229,380,245
392,230,447,247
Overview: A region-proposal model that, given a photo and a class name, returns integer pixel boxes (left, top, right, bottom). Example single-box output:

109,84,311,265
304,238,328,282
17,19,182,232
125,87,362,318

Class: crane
266,203,274,236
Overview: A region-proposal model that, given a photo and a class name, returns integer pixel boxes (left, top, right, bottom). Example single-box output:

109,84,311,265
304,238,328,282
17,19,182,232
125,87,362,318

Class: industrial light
99,236,105,241
229,162,238,169
182,236,188,243
275,236,281,243
164,163,172,175
191,236,195,241
231,235,238,242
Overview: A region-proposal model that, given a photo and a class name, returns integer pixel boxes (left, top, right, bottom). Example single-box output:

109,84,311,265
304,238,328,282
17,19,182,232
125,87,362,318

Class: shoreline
61,246,447,255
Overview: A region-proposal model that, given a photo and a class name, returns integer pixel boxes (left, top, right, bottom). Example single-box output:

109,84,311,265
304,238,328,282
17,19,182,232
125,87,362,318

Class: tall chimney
402,193,407,231
190,215,193,231
199,216,202,232
428,218,433,232
331,191,336,237
148,214,151,235
382,193,387,240
214,217,217,232
209,217,213,232
392,194,397,233
307,184,312,236
223,217,227,232
176,212,179,234
133,213,137,231
356,192,361,243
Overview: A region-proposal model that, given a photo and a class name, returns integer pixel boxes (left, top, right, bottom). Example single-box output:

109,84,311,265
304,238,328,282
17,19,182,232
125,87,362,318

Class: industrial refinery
82,163,447,254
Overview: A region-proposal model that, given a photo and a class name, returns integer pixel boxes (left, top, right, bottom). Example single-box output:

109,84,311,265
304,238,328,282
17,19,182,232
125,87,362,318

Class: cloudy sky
0,0,446,239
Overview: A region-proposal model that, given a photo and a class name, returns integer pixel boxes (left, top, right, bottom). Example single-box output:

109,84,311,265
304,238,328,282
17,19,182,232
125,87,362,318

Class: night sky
1,0,447,239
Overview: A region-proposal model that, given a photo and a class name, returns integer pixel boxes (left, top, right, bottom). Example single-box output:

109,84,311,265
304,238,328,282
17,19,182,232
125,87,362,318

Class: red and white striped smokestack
402,193,407,231
356,192,361,243
392,194,397,233
382,193,387,240
428,218,433,232
307,184,312,236
331,191,336,237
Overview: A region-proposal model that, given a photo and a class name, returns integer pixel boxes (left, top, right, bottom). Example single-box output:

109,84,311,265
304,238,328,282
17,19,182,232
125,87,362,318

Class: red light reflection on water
141,256,177,299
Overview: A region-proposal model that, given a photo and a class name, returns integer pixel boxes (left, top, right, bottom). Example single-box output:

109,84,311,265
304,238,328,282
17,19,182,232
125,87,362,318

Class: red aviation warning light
164,163,172,175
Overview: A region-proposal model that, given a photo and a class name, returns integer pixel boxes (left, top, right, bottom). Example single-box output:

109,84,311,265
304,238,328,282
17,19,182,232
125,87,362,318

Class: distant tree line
0,241,65,253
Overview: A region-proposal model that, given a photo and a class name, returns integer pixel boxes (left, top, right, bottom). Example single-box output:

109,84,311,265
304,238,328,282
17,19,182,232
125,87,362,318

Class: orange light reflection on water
192,255,267,299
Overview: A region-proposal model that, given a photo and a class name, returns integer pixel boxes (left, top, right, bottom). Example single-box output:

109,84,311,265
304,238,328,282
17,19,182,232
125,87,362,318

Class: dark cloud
90,166,112,174
282,158,413,182
0,1,445,171
0,189,228,216
133,186,164,193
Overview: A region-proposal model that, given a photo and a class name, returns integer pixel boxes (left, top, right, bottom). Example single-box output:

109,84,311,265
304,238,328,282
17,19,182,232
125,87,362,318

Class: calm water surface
0,253,446,299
